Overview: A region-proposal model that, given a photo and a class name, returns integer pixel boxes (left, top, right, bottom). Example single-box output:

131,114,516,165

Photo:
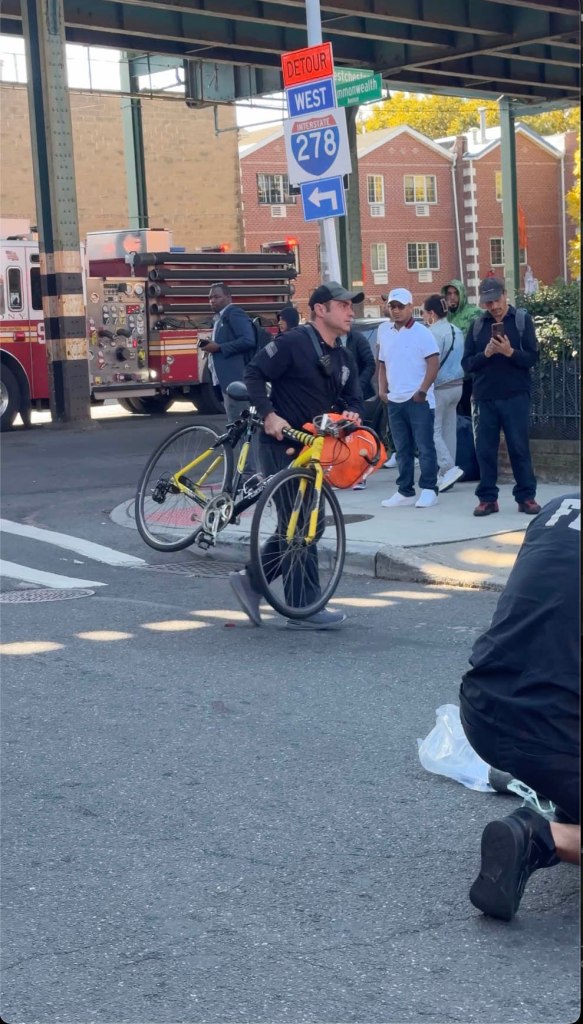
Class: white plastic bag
417,703,493,792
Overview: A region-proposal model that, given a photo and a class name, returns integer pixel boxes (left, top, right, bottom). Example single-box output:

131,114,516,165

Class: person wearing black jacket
460,493,580,921
229,281,365,631
461,276,539,517
342,327,376,400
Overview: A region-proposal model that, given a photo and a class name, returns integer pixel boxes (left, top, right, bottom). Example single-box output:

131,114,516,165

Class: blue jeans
472,393,536,504
388,398,438,496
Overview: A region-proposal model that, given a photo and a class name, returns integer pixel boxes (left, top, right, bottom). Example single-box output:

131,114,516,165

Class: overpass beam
21,0,90,424
121,53,149,229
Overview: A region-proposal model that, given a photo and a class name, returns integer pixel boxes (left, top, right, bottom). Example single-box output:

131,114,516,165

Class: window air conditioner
415,204,430,217
369,204,385,217
271,205,286,218
418,270,433,283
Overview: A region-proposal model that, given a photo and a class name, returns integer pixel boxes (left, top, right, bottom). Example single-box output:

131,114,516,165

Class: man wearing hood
441,279,481,334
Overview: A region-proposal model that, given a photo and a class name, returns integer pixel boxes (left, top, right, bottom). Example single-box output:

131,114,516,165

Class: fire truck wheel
0,365,21,431
119,395,173,415
194,382,225,415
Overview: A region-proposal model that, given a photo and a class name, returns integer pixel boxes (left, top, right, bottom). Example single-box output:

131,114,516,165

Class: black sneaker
470,807,560,921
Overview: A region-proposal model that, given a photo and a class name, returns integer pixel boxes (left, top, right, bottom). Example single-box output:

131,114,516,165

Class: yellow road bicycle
134,382,349,619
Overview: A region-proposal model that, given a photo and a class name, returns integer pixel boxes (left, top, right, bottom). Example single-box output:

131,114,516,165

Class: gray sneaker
229,570,262,626
286,608,346,630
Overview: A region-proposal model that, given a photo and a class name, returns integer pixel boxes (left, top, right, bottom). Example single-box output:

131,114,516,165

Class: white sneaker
438,465,465,492
415,489,439,508
353,479,367,490
381,492,417,508
383,453,397,468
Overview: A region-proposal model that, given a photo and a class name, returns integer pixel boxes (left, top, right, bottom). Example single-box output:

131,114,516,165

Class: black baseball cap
479,276,505,301
308,281,365,308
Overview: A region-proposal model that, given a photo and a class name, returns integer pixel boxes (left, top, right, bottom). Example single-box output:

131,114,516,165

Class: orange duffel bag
301,412,387,489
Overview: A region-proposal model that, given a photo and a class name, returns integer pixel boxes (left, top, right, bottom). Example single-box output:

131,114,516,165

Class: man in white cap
377,288,440,508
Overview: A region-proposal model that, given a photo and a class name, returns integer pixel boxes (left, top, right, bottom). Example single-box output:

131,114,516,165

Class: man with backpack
461,276,540,517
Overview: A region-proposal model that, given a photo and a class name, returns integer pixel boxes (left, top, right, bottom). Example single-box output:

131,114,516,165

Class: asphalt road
0,413,579,1024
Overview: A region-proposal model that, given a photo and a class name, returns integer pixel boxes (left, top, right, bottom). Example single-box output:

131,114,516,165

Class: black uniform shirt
244,325,364,429
460,493,580,754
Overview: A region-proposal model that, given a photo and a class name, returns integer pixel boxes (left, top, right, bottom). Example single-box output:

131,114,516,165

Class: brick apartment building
0,83,242,251
240,121,578,317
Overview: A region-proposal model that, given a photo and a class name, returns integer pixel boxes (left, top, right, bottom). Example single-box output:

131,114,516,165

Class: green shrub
517,282,580,359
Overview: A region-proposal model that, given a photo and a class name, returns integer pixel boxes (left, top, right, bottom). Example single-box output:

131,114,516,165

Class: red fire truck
0,226,297,429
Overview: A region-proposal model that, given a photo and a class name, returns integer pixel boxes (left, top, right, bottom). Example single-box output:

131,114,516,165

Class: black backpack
251,316,274,352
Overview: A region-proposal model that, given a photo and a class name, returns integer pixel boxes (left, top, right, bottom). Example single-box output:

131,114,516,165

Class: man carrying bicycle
229,281,365,630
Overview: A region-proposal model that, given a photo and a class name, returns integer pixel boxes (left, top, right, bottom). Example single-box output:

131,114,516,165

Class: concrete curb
112,499,506,590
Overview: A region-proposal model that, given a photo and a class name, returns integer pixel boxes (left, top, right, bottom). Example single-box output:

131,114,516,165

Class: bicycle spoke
136,425,231,551
249,468,345,619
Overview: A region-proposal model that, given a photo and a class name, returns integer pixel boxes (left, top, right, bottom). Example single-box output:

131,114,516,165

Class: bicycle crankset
201,493,234,540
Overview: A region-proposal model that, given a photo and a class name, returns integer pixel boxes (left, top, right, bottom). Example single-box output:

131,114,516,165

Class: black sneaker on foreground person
469,806,560,921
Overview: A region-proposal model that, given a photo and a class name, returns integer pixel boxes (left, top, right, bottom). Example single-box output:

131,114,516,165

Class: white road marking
0,519,146,566
0,560,106,589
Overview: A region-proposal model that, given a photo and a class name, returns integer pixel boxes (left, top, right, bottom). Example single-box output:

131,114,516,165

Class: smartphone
197,338,209,349
491,323,505,340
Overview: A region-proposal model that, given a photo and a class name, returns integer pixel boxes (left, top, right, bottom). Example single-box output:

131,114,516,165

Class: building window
256,173,296,205
7,267,23,310
413,306,424,320
407,242,440,271
371,243,388,273
404,175,437,204
367,174,384,205
495,171,503,202
30,267,43,311
490,238,527,266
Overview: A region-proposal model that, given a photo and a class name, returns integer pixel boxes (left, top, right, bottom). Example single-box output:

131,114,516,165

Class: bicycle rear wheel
249,467,345,619
135,423,233,551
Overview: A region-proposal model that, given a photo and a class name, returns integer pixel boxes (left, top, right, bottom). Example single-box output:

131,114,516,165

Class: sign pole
305,0,341,282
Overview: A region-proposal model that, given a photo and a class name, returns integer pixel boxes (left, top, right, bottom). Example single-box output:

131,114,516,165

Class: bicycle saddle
225,381,249,401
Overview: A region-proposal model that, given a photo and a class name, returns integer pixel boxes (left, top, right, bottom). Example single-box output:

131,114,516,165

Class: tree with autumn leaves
361,93,579,140
566,143,580,280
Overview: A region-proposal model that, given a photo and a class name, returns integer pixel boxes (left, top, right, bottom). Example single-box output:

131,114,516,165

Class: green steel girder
0,0,579,105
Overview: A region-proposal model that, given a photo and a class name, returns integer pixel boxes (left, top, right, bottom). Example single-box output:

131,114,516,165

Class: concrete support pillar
21,0,90,424
499,96,520,304
120,53,149,229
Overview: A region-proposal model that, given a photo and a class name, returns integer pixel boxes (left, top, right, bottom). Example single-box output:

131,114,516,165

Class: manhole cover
133,560,242,578
0,588,95,603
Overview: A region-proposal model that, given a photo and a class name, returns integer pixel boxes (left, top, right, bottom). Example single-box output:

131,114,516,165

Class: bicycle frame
281,429,326,545
170,411,257,506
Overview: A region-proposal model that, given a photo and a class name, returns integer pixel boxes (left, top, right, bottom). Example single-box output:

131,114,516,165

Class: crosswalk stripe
0,519,146,566
0,560,106,589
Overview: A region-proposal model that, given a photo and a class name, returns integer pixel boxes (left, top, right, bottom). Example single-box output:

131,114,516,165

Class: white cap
388,287,413,305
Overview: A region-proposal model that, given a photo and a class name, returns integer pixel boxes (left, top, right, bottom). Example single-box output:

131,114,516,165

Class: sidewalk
112,465,573,591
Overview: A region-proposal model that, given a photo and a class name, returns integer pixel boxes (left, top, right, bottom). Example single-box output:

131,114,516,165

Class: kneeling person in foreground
230,281,365,630
460,493,580,920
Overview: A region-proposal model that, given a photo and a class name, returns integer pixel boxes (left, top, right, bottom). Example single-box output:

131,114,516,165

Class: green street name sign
334,67,383,107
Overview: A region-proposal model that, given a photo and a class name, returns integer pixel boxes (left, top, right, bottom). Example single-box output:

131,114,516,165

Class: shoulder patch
264,341,278,358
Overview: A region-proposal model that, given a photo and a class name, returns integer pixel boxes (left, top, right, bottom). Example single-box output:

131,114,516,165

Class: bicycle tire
135,423,234,551
249,466,346,620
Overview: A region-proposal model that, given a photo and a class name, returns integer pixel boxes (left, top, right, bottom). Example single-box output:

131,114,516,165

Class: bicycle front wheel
135,423,233,551
249,467,346,619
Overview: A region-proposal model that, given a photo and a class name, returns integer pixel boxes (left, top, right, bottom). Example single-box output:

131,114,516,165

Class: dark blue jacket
212,304,256,389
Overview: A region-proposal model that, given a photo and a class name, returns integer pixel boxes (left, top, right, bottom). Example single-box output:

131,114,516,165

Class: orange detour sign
281,42,334,88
